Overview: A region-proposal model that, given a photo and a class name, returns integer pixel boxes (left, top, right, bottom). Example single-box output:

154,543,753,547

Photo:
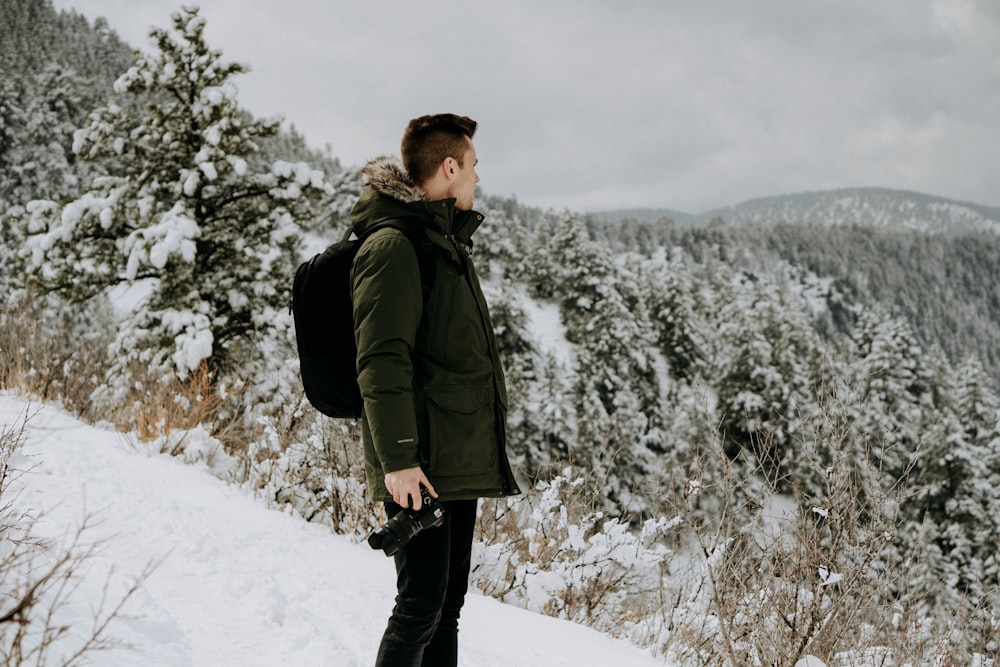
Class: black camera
367,487,445,556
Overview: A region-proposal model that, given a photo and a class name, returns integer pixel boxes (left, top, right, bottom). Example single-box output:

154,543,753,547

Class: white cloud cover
52,0,1000,212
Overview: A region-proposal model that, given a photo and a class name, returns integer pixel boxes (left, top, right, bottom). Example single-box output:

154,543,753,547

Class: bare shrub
472,466,679,636
240,407,381,538
0,292,113,419
681,439,905,666
1,408,152,666
661,379,1000,667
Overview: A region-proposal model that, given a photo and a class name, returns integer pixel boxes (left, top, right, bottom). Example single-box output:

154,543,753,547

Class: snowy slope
596,187,1000,235
701,187,1000,234
2,394,667,667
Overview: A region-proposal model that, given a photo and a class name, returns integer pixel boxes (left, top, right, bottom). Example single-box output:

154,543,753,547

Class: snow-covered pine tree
542,216,665,513
1,66,82,294
849,308,932,483
640,246,706,382
0,0,132,210
0,72,20,205
894,348,1000,619
713,273,824,492
5,65,93,211
952,356,1000,451
488,283,572,478
0,72,27,293
469,194,529,271
21,8,330,396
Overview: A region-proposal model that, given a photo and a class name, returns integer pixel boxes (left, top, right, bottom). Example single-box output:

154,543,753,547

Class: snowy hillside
703,188,1000,234
597,187,1000,235
2,393,666,667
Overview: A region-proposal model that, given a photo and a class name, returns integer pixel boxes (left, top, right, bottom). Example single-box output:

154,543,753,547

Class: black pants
375,498,478,667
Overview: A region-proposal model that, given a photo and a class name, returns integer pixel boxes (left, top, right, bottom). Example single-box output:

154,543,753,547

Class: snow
108,278,157,318
517,289,574,367
795,658,827,667
3,393,668,667
169,318,213,373
126,204,200,276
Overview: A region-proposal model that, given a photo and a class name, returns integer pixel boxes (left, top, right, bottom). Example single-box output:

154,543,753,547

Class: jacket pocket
424,385,497,476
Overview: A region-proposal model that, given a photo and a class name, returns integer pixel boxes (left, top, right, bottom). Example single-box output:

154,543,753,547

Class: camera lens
367,488,446,556
367,530,387,551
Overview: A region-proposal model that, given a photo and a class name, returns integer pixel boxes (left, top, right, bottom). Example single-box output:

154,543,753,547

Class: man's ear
442,157,457,179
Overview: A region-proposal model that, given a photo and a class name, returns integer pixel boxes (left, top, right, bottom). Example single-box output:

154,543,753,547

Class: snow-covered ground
2,393,668,666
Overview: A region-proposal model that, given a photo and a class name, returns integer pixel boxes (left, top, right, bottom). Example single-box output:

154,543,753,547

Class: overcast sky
52,0,1000,213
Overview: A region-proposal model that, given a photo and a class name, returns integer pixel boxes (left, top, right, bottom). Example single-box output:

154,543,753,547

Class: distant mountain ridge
594,187,1000,235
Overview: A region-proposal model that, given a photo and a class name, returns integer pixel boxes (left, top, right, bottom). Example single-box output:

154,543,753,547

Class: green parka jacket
349,156,521,503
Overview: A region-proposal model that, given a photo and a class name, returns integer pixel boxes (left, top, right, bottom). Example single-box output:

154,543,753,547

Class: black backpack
292,220,434,419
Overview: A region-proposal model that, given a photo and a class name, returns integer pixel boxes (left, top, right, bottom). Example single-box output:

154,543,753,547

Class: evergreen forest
2,2,999,664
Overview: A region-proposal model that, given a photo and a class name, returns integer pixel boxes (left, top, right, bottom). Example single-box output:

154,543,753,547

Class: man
349,114,521,666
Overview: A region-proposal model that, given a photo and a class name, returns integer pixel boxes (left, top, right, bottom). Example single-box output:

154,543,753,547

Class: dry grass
0,293,112,420
124,361,223,441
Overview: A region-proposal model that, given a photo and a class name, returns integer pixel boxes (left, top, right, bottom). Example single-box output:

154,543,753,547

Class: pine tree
641,247,706,381
847,311,1000,617
18,66,93,205
488,284,571,477
543,216,664,512
0,70,28,294
713,274,824,491
471,194,530,271
952,355,1000,450
898,350,1000,609
0,73,19,182
21,8,329,392
849,308,932,482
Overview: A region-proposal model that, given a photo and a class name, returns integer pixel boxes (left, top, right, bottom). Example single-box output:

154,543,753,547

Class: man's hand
384,466,437,510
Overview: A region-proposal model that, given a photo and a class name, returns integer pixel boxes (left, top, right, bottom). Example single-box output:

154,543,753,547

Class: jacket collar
350,156,484,244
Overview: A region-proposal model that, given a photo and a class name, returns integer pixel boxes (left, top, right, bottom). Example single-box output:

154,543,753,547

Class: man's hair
401,114,478,186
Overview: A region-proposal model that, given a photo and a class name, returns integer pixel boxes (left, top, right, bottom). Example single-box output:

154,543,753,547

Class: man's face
448,140,479,211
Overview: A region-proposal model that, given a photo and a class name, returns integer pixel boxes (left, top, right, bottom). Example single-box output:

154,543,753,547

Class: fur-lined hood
360,156,425,204
350,155,484,244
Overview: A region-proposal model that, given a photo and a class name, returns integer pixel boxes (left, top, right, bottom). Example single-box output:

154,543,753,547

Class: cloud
52,0,1000,212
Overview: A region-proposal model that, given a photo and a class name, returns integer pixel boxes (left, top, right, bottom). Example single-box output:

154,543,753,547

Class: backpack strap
354,220,436,302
